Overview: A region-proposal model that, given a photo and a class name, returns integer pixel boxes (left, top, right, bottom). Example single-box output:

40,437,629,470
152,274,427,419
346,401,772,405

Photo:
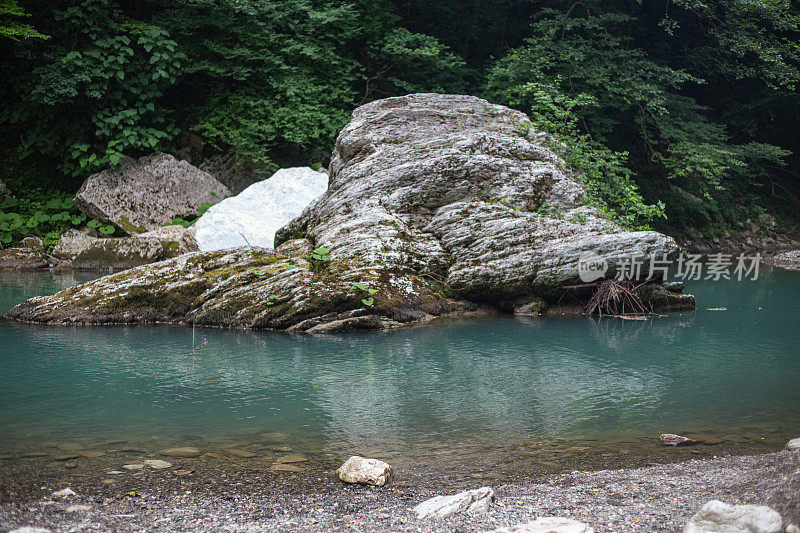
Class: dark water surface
1,268,799,464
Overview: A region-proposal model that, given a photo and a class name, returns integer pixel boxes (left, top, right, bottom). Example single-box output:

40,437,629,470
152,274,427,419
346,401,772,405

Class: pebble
122,464,144,470
51,488,76,498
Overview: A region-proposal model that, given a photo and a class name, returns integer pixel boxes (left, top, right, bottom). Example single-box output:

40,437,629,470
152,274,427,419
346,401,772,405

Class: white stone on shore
684,500,783,533
122,463,144,470
51,488,76,498
335,456,393,486
194,167,328,251
785,438,800,451
490,517,595,532
9,528,52,533
413,487,494,519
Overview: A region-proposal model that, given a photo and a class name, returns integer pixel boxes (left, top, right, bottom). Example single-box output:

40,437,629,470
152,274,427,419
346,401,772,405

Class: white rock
51,488,76,498
413,487,494,519
122,463,144,470
194,167,327,251
684,500,783,533
785,438,800,451
491,517,595,533
335,456,394,486
785,525,800,533
9,528,52,533
143,459,172,469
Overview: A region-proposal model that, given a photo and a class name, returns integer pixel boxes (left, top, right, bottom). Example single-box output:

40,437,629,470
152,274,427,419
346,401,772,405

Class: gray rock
194,167,327,251
143,459,172,469
52,229,164,269
5,94,693,330
684,500,782,533
491,517,595,532
413,486,494,519
20,236,43,249
767,250,800,271
0,247,56,270
661,433,697,446
139,225,195,257
335,456,394,486
74,153,229,235
785,438,800,451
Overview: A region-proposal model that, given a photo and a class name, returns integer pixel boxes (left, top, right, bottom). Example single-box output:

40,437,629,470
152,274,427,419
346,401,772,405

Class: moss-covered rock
7,94,694,330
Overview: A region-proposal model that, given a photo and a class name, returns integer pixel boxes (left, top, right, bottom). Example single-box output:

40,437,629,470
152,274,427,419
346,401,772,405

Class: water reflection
0,268,798,455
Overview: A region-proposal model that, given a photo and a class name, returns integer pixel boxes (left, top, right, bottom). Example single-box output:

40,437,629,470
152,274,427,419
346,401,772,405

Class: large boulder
74,153,229,235
683,500,782,533
6,94,693,329
335,456,394,486
193,167,328,251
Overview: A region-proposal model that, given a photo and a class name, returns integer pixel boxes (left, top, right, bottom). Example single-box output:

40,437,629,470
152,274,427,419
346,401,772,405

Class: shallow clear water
1,268,799,455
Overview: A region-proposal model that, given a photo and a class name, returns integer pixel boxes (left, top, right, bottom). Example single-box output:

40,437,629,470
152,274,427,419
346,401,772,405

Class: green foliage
0,0,48,40
353,282,379,307
485,2,798,231
169,202,212,228
0,192,109,248
1,0,184,179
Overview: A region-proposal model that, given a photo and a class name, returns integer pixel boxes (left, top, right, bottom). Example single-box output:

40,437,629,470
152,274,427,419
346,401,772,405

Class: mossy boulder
7,94,694,330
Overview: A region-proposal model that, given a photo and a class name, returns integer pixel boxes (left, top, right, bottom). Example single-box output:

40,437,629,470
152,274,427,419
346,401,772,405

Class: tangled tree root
584,279,651,316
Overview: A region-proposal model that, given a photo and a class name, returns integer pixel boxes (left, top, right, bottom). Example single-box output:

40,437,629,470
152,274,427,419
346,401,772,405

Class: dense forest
1,0,799,245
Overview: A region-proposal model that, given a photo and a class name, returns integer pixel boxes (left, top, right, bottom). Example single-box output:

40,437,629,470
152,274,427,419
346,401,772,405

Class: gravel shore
2,448,798,532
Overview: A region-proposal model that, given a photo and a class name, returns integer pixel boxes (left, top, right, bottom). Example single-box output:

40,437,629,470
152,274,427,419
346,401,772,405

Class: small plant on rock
353,283,379,307
308,246,331,272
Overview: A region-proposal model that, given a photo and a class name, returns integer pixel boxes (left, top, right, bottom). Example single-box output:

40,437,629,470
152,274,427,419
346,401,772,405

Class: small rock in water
684,500,782,533
65,504,93,512
159,446,201,458
200,452,222,460
785,438,800,451
122,464,144,470
143,459,172,469
276,454,308,464
225,449,257,458
106,471,125,475
413,487,494,519
270,463,305,473
260,432,289,443
51,488,76,498
660,433,697,446
63,461,77,469
335,456,394,486
491,517,595,532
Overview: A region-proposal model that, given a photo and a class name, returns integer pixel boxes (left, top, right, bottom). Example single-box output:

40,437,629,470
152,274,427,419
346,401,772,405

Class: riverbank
1,445,797,532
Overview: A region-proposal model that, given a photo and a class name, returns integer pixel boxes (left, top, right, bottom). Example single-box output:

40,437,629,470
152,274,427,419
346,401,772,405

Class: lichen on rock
6,94,694,330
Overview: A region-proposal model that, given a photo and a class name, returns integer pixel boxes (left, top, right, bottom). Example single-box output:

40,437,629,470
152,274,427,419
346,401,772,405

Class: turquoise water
1,268,799,455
